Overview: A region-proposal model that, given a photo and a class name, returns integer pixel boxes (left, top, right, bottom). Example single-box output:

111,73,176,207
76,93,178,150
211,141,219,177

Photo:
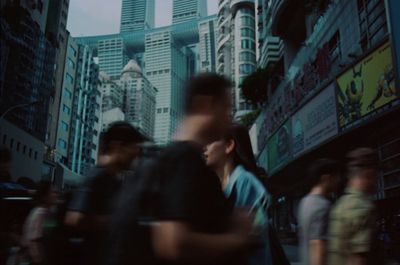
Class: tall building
98,37,129,80
0,1,56,142
54,33,78,165
100,72,123,112
120,0,155,33
173,0,207,24
217,0,257,118
44,0,70,155
253,0,399,233
145,30,187,143
120,60,157,138
198,16,218,72
68,44,101,176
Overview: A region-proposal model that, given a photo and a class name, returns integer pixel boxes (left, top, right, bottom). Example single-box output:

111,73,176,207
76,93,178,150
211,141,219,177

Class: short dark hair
100,122,147,153
346,147,378,178
308,159,339,188
184,73,231,114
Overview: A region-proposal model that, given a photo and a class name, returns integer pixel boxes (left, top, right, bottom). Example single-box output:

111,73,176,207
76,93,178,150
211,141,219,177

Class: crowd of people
1,73,392,265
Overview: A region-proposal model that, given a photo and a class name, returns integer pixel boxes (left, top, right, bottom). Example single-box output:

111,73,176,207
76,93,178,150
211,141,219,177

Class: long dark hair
223,124,258,175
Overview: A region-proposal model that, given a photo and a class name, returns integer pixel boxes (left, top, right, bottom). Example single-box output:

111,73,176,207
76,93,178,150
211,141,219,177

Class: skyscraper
217,0,257,118
199,16,218,72
120,0,155,33
120,60,157,138
172,0,207,24
98,37,129,80
145,30,187,143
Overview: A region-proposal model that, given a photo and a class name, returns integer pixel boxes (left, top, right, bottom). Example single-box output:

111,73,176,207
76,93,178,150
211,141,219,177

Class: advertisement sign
268,120,291,174
336,41,399,129
292,83,338,157
387,0,400,88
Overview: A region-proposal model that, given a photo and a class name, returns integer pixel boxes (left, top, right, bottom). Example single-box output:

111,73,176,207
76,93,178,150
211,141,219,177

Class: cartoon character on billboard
338,65,364,124
367,64,396,110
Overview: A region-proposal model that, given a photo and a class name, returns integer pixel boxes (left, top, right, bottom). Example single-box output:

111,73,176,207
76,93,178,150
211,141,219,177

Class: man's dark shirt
109,141,233,265
69,166,122,265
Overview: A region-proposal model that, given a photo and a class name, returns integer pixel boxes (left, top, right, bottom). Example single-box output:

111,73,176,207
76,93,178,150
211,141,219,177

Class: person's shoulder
162,141,203,162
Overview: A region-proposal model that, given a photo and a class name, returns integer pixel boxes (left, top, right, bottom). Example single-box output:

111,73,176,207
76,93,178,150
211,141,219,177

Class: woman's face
204,140,228,168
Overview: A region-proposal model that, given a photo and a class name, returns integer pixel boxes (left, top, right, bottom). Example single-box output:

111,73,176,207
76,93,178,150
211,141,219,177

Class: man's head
347,147,379,194
100,122,147,169
183,73,232,143
308,159,341,194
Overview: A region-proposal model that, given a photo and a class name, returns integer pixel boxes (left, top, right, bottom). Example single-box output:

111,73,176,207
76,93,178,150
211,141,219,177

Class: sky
67,0,218,37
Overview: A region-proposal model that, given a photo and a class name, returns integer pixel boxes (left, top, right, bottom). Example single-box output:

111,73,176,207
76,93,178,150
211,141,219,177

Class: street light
0,100,42,122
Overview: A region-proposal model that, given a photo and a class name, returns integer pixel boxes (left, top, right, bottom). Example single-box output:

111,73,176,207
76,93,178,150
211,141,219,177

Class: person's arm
309,239,326,265
152,220,252,264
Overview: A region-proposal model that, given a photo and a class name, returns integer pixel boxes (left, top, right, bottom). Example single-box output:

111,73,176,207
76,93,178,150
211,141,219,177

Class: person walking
204,123,273,265
108,73,254,265
298,159,341,265
327,148,379,265
65,122,147,265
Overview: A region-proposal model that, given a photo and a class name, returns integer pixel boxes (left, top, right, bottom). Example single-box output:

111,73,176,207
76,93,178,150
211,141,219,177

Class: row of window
239,64,256,75
239,51,256,62
241,39,256,50
157,107,169,114
1,134,38,160
146,69,170,76
241,16,255,27
240,28,255,38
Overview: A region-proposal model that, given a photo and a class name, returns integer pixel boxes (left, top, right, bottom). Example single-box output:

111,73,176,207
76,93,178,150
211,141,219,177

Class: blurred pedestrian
64,122,146,265
20,181,58,265
327,148,379,265
109,73,254,265
204,123,273,265
298,159,340,265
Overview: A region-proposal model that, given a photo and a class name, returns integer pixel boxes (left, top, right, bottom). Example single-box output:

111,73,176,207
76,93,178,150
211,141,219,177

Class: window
58,139,67,149
68,45,77,57
34,152,38,160
157,108,162,113
63,104,71,114
239,64,255,75
61,121,69,131
240,28,255,38
29,148,32,158
64,89,72,99
66,73,74,84
23,145,26,154
241,40,256,50
241,16,255,27
2,134,6,144
10,138,14,148
68,58,75,69
163,108,168,113
17,142,21,152
239,52,256,62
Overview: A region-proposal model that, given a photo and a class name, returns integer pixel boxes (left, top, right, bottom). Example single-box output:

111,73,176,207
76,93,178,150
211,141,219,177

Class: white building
145,31,187,143
172,0,207,24
198,16,218,72
120,60,157,139
217,0,257,118
120,0,155,32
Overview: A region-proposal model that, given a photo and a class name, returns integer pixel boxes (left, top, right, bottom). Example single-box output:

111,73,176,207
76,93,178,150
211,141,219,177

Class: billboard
268,120,291,174
292,83,338,157
336,41,399,129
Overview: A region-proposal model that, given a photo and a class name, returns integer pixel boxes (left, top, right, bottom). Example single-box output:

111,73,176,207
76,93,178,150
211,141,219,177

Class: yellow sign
336,41,398,128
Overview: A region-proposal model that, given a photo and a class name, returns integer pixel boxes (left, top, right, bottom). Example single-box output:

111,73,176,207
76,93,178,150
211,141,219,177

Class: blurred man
298,159,340,265
327,148,379,265
65,122,146,265
109,73,253,265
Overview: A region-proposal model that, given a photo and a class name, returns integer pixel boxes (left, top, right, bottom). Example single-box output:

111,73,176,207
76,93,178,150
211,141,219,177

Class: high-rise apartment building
173,0,207,24
68,44,101,176
100,72,123,112
55,33,78,165
120,60,157,138
98,37,129,80
217,0,257,118
199,16,218,72
145,30,187,143
120,0,155,33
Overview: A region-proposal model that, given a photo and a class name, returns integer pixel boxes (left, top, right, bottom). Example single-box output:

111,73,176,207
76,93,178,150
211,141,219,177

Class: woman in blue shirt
204,124,273,265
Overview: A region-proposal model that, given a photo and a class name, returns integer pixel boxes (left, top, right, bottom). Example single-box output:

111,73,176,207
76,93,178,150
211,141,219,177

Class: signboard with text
291,83,338,157
268,120,291,174
336,41,399,130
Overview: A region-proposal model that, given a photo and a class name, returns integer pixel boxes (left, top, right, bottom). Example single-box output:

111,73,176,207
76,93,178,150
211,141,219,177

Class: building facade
68,44,101,176
217,0,258,118
253,0,399,232
120,0,155,33
172,0,207,24
198,16,218,72
120,60,156,138
100,72,123,112
97,37,129,80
